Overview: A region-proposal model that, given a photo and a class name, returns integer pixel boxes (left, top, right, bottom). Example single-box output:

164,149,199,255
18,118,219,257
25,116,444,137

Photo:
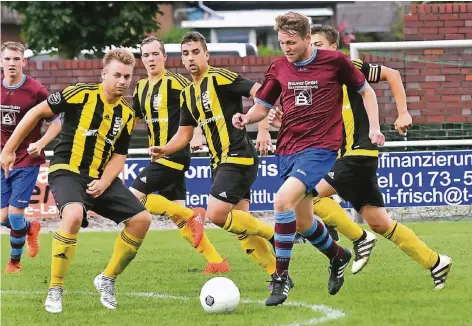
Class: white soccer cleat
94,272,118,310
430,255,452,290
45,287,63,313
352,230,377,274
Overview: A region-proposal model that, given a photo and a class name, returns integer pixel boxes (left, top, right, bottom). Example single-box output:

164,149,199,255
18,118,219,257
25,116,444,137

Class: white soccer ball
199,277,240,314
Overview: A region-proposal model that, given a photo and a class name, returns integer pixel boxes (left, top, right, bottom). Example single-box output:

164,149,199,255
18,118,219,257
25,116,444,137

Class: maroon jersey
255,49,367,155
1,75,59,168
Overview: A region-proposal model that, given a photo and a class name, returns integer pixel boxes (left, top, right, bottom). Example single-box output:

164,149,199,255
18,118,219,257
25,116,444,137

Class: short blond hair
1,41,25,54
274,11,311,38
103,48,135,67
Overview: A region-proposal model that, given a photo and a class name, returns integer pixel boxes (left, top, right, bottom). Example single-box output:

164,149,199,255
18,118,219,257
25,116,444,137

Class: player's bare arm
379,66,411,135
28,117,62,157
251,83,274,156
149,125,194,160
0,100,54,176
86,153,126,198
359,84,385,146
190,126,204,152
232,102,271,130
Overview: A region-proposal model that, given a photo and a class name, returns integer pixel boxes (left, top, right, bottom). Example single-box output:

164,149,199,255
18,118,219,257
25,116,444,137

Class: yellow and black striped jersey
339,59,382,158
179,66,257,169
133,70,191,171
47,83,135,178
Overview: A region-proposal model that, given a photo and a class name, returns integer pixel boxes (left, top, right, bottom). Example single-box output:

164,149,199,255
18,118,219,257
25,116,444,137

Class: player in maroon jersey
1,42,61,273
233,12,384,306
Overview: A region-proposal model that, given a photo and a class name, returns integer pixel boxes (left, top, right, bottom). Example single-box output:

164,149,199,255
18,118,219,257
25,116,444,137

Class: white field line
1,289,345,325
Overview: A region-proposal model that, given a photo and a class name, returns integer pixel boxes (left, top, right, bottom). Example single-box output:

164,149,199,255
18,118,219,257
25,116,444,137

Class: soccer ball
199,277,240,314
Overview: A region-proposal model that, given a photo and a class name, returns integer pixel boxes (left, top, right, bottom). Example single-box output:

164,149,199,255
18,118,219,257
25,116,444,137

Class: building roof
182,8,333,29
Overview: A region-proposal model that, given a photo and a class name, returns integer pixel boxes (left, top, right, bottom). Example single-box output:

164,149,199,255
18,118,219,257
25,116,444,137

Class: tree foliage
159,27,191,44
5,1,162,58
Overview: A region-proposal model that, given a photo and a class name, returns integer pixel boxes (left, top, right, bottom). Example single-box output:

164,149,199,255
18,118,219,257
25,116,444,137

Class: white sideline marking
1,290,345,325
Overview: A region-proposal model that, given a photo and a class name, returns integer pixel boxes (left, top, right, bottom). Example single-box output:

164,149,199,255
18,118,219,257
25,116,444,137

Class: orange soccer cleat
27,220,41,258
5,260,21,273
203,258,231,275
187,207,206,248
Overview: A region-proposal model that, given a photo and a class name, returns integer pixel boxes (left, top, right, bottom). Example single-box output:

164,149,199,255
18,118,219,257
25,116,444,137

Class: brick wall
23,3,472,146
363,2,472,141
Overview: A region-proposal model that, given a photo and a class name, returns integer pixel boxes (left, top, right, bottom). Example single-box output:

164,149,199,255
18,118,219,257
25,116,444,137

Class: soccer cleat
187,207,206,248
328,248,352,295
327,225,340,242
267,274,295,290
45,287,63,313
266,274,290,306
5,260,21,273
27,220,41,258
94,273,117,310
294,233,306,244
203,258,231,275
351,230,377,274
430,255,452,290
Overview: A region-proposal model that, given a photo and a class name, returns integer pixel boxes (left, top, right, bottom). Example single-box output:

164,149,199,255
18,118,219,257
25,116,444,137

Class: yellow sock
313,197,363,242
50,230,77,288
104,229,143,279
223,209,274,241
383,221,439,269
239,234,276,275
144,194,193,221
177,222,224,263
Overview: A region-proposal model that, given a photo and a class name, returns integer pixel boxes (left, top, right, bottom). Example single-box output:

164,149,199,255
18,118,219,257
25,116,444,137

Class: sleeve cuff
357,81,368,94
255,98,274,109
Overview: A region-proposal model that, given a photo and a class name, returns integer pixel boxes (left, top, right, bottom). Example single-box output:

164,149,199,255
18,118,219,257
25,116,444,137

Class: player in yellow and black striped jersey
48,83,135,178
179,66,259,170
308,25,451,288
338,58,382,158
149,32,287,282
0,49,156,313
128,36,230,275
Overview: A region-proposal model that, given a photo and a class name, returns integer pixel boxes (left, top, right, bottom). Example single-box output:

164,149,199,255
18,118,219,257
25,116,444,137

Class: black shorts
49,170,146,227
211,161,258,205
323,156,384,213
131,162,186,201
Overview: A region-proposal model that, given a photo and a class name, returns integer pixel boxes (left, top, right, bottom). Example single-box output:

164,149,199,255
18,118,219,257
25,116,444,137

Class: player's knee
368,221,390,234
60,204,85,232
1,208,8,223
274,192,295,212
362,207,392,234
128,210,152,230
296,219,312,233
206,197,232,227
207,210,227,227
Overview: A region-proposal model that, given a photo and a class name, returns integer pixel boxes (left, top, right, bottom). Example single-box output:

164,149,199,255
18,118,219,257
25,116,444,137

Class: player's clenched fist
394,112,412,136
0,150,15,178
148,146,166,160
369,129,385,146
268,107,283,129
232,113,250,130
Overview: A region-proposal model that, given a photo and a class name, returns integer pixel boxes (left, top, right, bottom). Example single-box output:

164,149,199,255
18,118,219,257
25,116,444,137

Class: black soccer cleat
294,233,307,244
328,247,352,295
266,274,290,306
268,274,294,290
